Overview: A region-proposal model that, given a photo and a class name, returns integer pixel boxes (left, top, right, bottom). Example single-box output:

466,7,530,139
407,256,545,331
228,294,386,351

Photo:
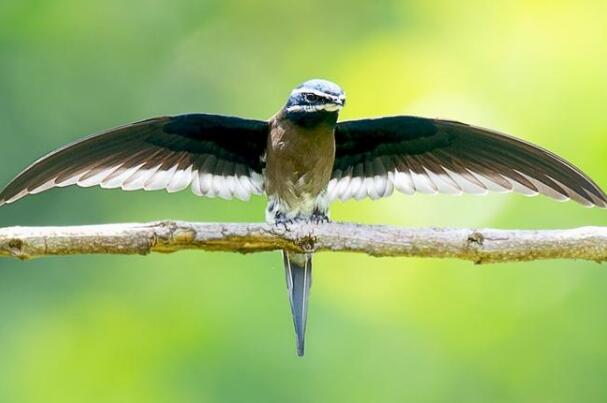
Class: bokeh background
1,0,607,402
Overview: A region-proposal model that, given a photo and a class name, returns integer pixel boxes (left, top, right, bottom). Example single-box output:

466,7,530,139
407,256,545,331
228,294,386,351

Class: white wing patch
11,155,264,203
327,155,572,202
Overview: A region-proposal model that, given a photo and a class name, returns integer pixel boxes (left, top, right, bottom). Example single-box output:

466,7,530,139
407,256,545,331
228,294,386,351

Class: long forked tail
283,250,312,357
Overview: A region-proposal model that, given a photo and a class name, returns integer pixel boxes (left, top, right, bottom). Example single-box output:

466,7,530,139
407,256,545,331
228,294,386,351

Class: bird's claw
278,220,294,232
308,211,330,224
273,214,296,231
273,211,329,230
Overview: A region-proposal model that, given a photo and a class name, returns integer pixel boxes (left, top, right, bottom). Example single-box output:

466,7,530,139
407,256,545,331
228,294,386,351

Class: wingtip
591,200,607,209
580,188,607,209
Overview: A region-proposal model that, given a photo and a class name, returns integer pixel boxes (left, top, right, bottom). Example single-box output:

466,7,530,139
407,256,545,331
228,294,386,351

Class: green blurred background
1,0,607,402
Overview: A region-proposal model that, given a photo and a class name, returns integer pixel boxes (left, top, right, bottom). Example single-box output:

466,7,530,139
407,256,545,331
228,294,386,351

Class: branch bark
1,221,606,264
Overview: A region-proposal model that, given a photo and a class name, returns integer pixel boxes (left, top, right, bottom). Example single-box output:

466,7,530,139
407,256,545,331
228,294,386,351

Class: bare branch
0,221,606,264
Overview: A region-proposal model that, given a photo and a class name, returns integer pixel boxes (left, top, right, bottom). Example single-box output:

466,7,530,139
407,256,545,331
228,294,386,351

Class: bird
1,78,606,356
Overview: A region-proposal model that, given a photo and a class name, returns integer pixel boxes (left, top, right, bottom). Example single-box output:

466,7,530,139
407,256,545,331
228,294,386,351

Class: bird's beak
324,102,343,112
328,96,345,111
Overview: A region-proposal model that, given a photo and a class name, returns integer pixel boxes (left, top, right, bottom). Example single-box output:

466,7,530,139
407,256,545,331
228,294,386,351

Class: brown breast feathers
264,113,336,211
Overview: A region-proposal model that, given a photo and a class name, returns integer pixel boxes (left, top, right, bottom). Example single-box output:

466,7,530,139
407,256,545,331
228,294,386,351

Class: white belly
265,191,329,223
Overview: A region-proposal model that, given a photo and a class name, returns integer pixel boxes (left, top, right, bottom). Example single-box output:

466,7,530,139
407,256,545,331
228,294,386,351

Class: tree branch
1,221,606,264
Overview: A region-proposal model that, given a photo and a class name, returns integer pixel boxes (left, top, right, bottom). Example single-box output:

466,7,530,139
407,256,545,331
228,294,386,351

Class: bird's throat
284,110,339,129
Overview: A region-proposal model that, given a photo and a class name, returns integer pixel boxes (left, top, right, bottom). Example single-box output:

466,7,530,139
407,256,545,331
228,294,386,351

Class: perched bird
1,79,606,356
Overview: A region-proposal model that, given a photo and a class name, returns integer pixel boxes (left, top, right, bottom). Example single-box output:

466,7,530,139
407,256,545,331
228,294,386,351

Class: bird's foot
308,210,330,224
272,210,329,230
273,212,298,231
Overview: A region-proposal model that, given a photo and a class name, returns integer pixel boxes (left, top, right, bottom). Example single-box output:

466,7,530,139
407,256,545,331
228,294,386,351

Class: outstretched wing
330,116,607,207
0,114,269,206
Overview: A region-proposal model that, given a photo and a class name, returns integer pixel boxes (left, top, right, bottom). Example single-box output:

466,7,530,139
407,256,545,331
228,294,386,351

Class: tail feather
283,250,312,357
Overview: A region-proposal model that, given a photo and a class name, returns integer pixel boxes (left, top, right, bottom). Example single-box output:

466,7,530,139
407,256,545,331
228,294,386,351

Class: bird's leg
308,192,330,224
266,194,329,228
309,208,330,224
266,197,298,231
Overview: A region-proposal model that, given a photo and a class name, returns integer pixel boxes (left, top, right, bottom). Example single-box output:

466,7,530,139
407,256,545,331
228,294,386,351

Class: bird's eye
304,93,319,103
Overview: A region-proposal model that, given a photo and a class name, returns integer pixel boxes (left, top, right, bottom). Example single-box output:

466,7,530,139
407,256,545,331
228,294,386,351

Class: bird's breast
264,117,336,210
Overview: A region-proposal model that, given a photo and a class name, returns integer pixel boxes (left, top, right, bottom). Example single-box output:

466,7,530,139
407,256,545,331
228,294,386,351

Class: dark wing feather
331,116,607,207
0,114,268,206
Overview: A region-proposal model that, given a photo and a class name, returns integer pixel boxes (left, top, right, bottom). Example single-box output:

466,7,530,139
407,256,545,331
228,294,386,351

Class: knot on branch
296,234,316,254
465,230,485,264
7,238,26,259
466,231,485,247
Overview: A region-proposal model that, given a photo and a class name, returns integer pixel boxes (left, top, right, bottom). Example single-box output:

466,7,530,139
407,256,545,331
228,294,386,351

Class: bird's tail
283,250,312,357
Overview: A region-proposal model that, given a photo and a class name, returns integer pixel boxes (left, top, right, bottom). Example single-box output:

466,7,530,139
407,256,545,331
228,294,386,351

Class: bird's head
285,79,346,114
